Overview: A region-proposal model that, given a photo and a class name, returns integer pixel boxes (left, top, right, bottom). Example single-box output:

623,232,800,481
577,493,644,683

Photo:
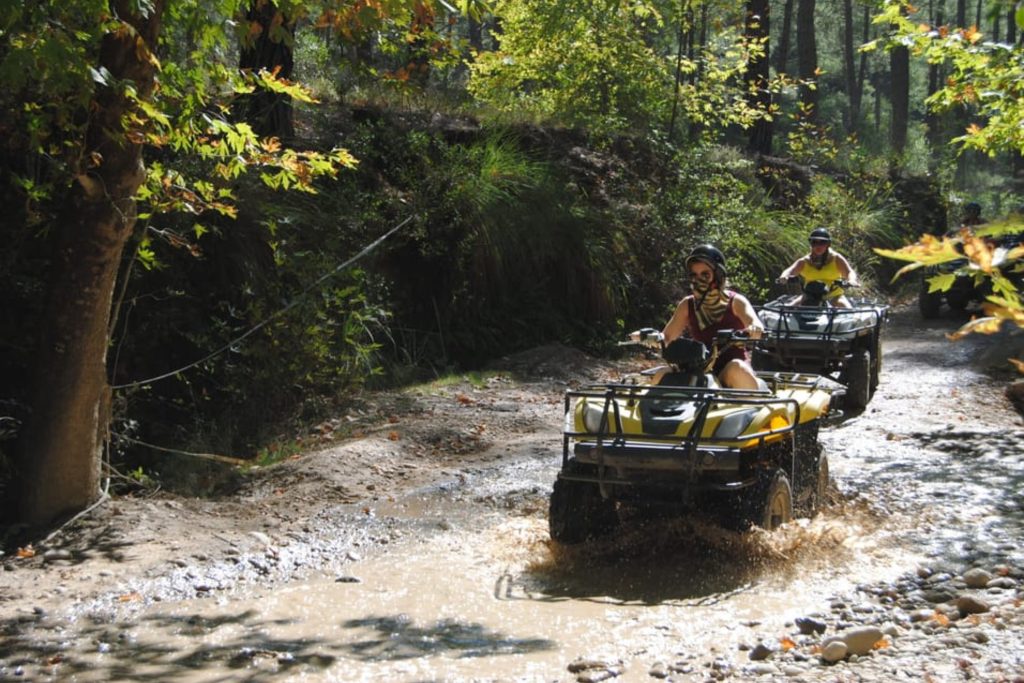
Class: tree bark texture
240,0,296,141
796,0,818,120
775,0,793,76
890,41,910,154
842,0,859,129
17,0,164,525
745,0,773,154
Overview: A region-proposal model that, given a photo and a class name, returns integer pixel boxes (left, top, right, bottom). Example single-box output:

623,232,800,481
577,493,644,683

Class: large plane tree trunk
239,0,296,140
16,1,164,526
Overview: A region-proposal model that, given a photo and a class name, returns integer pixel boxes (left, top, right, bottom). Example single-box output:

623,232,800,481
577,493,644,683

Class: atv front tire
869,334,883,394
549,476,619,544
720,469,793,531
798,453,830,516
918,288,942,319
759,470,794,530
844,349,871,412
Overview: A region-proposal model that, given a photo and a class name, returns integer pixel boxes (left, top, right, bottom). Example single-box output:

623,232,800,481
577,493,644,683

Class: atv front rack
757,300,888,345
560,373,824,494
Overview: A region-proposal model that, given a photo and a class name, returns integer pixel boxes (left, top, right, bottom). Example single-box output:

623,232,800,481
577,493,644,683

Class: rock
923,588,957,603
42,549,72,563
987,577,1017,589
821,640,848,663
956,595,990,616
744,663,777,676
962,568,993,588
748,643,773,661
648,662,668,679
795,616,827,635
840,626,884,655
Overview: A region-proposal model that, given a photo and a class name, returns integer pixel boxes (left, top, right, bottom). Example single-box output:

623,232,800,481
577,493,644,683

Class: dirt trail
2,305,1024,682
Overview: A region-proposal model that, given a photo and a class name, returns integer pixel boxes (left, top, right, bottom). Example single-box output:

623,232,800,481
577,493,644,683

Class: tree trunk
407,1,436,87
239,0,296,141
468,16,483,52
796,0,818,120
775,0,794,76
745,0,772,154
857,7,869,113
956,0,966,27
890,36,910,154
17,0,164,526
925,3,945,159
842,0,859,129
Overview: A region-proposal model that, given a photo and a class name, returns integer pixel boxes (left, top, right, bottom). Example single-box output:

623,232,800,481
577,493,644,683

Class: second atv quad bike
919,231,1024,318
549,329,841,545
753,279,889,412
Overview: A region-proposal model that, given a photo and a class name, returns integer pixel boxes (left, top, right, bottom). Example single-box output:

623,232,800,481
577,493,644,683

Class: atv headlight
582,400,606,434
713,408,758,439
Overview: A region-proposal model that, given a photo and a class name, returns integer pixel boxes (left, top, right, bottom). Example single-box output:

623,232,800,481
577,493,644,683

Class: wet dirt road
3,306,1024,682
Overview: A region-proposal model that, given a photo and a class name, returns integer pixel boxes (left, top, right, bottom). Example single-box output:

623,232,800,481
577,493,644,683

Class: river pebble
955,595,990,615
820,640,848,663
962,567,993,587
795,616,827,634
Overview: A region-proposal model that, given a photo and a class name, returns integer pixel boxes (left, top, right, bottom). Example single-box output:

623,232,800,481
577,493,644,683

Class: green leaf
926,272,958,293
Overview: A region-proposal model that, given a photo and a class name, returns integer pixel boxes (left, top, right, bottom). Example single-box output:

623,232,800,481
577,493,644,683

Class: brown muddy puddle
21,502,924,682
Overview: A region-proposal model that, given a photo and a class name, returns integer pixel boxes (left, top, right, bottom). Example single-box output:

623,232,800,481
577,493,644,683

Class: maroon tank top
685,291,749,373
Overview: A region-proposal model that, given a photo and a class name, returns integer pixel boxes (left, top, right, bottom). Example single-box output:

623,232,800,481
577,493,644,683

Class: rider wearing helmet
777,227,860,308
961,202,983,228
661,244,764,390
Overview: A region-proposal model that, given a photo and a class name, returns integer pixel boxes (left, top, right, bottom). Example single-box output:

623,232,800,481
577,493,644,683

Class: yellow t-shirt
801,255,844,299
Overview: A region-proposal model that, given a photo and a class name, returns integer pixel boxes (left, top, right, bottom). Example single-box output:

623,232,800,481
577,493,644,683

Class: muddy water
6,307,1024,681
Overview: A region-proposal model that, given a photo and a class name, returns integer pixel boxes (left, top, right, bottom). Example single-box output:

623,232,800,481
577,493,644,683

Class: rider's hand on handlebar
745,325,763,340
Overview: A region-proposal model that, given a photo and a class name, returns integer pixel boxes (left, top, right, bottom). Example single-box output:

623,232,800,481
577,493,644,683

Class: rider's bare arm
662,297,691,342
778,257,806,283
836,253,859,286
733,294,764,339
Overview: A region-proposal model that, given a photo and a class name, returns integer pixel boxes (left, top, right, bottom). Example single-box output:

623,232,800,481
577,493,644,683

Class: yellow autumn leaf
873,234,962,265
962,234,993,272
948,315,1005,340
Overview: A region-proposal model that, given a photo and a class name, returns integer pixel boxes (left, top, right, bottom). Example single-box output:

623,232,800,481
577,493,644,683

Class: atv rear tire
918,288,942,319
549,476,619,544
844,349,871,412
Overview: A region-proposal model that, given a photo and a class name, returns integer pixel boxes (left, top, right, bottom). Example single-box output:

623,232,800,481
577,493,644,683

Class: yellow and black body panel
559,371,835,502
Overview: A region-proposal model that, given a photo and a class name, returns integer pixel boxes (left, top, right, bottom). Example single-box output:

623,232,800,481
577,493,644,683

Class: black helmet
964,202,981,218
685,244,727,285
809,227,832,243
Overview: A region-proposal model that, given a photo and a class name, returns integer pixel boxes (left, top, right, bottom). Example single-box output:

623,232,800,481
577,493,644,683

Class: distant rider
661,244,764,390
960,201,984,229
777,227,859,308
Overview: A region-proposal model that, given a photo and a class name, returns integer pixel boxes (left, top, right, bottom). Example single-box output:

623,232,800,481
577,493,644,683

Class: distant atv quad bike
919,232,1024,318
548,329,840,545
753,278,889,413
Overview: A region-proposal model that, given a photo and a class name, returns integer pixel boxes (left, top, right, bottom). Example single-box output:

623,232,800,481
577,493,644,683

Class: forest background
0,0,1022,527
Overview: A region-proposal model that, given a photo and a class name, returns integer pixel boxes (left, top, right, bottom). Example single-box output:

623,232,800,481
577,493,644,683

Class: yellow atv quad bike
549,329,841,545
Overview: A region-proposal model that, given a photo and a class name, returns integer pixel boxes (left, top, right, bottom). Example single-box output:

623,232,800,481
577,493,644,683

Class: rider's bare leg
833,296,852,308
719,359,760,390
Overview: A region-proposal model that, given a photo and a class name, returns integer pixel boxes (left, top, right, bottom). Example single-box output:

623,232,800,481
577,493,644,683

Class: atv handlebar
620,327,665,347
776,276,856,290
